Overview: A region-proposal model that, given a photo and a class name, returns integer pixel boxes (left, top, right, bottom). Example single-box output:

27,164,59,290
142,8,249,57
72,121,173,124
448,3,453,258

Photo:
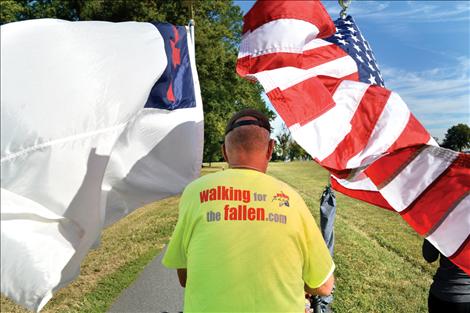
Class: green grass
66,248,159,313
267,161,435,313
1,162,435,313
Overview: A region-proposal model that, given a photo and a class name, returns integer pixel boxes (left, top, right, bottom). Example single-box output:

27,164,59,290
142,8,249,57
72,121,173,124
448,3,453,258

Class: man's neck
229,163,266,173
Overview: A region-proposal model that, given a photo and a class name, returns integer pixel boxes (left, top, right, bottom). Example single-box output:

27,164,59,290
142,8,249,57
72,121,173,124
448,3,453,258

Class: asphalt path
108,246,184,313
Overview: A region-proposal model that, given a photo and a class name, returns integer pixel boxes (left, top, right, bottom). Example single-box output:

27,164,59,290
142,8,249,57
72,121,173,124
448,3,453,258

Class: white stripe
380,146,458,212
332,174,378,191
427,194,470,257
252,55,357,93
346,92,411,168
238,19,320,58
302,38,334,52
427,136,439,147
289,80,369,161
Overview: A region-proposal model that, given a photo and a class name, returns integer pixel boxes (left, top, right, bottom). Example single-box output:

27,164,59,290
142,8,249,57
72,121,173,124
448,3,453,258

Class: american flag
237,0,470,275
324,15,384,87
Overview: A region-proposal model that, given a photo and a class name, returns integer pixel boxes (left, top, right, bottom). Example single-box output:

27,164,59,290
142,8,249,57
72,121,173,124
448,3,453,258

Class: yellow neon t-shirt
162,168,334,312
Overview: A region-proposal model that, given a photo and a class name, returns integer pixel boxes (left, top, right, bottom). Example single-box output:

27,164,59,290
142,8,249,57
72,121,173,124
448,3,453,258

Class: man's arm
304,273,334,296
177,268,187,287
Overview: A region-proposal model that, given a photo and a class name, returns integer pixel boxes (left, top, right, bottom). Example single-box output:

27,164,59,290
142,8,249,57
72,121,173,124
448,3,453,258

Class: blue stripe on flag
145,23,196,110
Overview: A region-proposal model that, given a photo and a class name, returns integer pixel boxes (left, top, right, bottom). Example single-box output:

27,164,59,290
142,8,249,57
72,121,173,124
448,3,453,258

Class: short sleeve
299,198,335,288
162,188,192,269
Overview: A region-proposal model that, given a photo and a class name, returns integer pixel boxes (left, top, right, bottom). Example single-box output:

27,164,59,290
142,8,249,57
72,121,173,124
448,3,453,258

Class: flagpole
188,0,195,53
338,0,352,18
189,19,195,47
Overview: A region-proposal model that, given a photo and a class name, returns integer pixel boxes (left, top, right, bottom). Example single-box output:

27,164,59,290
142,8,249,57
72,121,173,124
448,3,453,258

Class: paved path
108,247,184,313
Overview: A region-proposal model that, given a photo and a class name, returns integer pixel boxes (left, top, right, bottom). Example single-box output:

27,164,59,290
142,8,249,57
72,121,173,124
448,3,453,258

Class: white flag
1,19,203,311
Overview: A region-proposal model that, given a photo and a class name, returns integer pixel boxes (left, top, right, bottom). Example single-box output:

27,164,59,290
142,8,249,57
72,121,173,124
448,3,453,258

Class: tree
0,0,26,23
275,131,291,161
274,128,310,161
441,123,470,152
288,141,309,161
0,0,272,163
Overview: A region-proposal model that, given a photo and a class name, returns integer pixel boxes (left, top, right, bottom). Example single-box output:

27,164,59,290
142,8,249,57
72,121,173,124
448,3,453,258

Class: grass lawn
1,161,435,313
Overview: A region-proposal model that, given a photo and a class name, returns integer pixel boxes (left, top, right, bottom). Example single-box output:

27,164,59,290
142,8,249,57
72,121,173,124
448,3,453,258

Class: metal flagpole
188,1,195,53
339,0,352,19
189,19,195,46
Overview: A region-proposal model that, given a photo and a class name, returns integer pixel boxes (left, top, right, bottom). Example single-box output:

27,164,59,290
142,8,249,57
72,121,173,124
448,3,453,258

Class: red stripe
318,74,359,94
449,235,470,276
330,176,393,210
365,146,422,187
166,81,175,102
267,76,334,127
325,167,352,179
387,113,430,152
400,154,470,235
321,85,391,169
170,25,181,68
242,0,335,37
237,44,349,77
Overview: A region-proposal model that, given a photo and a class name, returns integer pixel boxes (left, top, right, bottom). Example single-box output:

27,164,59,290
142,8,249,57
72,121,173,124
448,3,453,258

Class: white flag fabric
1,19,203,311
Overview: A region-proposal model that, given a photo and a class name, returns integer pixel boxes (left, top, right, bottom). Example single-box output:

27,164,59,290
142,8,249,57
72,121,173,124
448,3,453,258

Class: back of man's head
223,109,273,172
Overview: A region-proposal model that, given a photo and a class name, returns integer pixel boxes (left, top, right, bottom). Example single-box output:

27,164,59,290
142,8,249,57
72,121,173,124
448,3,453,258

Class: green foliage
0,0,83,22
274,128,310,161
288,140,309,161
0,0,26,23
275,131,291,161
441,123,470,152
0,0,270,162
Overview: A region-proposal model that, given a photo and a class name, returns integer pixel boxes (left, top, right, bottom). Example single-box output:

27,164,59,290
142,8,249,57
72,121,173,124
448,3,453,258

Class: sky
234,0,470,142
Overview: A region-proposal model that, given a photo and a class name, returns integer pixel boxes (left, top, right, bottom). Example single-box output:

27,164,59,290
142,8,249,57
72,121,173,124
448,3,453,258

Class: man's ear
267,139,274,161
221,143,229,163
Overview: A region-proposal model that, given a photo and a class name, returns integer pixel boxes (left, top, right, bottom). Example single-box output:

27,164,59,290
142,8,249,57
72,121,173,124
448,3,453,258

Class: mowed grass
1,162,436,313
268,162,435,313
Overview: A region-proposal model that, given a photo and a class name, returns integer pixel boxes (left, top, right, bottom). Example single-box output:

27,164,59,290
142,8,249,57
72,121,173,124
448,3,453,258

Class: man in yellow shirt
162,109,335,312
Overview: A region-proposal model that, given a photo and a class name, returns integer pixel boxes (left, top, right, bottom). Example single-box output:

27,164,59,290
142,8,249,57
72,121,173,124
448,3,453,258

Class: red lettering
229,207,237,220
209,188,217,201
234,189,242,201
243,190,251,203
200,190,209,203
238,205,243,220
221,186,229,200
248,208,256,220
224,205,230,220
201,187,252,203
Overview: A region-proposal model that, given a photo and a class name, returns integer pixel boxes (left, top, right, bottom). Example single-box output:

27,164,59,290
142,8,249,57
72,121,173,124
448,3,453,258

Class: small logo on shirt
272,191,290,207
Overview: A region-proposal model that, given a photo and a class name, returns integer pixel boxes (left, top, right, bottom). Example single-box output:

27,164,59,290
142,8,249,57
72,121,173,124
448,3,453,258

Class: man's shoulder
264,174,302,197
266,175,295,190
183,170,228,192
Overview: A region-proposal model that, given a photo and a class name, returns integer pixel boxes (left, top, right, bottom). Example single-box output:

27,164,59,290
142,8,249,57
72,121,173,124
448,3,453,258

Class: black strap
225,120,269,135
